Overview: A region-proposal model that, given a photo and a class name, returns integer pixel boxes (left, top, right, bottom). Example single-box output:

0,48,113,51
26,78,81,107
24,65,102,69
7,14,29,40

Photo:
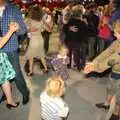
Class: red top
98,16,111,40
98,25,111,40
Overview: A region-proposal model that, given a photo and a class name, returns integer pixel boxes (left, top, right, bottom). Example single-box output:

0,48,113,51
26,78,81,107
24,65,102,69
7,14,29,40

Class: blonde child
40,75,69,120
84,19,120,120
51,46,69,81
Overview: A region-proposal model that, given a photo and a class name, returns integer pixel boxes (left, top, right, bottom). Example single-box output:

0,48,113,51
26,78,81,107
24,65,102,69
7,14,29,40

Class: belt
111,72,120,80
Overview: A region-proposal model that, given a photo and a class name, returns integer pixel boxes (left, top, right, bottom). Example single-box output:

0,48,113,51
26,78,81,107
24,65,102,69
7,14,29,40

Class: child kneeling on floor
40,75,69,120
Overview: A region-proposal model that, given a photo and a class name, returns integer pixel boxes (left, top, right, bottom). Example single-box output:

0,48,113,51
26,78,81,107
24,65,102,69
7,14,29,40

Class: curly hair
71,5,84,18
27,5,43,21
45,75,65,98
113,19,120,34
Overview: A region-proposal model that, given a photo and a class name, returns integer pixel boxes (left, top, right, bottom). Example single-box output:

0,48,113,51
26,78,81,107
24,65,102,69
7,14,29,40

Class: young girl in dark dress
51,46,69,82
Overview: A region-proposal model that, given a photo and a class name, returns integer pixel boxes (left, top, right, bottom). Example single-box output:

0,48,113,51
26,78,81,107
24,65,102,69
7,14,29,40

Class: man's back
86,11,99,36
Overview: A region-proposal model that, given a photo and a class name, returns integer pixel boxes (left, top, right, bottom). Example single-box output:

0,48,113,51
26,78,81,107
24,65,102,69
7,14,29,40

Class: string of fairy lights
20,0,96,4
9,0,109,6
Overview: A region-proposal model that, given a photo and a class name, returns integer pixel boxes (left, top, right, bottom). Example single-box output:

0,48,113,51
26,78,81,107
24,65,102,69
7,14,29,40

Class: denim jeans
98,38,110,54
7,51,29,97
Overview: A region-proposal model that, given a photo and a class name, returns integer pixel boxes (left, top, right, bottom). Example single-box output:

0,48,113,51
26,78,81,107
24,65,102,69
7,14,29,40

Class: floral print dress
51,55,69,81
0,51,15,85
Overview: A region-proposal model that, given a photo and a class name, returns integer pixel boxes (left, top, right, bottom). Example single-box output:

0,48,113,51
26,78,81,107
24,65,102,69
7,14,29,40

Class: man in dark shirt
64,6,88,70
84,3,99,60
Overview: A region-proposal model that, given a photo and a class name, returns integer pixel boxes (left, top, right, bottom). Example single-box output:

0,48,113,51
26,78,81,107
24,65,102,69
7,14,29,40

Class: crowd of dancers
0,0,120,120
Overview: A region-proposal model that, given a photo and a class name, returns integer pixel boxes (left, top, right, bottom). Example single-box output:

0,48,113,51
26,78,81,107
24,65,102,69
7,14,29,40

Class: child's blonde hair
45,75,65,98
59,45,68,55
113,19,120,34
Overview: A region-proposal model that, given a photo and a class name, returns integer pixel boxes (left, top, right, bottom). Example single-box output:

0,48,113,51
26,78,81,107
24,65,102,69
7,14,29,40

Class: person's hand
42,20,46,24
69,26,78,32
84,62,94,74
30,27,38,32
82,18,88,25
9,22,19,33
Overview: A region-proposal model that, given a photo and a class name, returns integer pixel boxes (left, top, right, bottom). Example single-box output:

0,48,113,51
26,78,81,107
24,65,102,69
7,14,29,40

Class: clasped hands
9,22,20,33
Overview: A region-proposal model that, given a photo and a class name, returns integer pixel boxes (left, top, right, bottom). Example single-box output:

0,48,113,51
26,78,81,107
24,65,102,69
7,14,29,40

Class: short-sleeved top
40,91,69,120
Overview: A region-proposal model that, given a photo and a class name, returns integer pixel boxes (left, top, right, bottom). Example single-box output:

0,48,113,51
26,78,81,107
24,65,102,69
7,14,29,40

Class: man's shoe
109,114,119,120
22,96,29,105
96,103,110,110
0,95,6,104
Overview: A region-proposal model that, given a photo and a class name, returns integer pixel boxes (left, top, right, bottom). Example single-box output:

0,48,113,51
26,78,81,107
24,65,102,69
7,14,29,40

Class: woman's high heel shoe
43,69,48,74
6,102,20,109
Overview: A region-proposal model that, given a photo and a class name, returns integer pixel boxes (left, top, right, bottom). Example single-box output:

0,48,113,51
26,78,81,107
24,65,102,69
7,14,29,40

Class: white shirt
40,91,69,120
41,14,53,32
0,6,5,17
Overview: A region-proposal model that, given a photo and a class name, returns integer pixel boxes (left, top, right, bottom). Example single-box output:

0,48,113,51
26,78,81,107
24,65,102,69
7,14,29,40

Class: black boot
96,103,110,110
22,91,30,105
0,94,6,104
22,95,30,105
109,114,119,120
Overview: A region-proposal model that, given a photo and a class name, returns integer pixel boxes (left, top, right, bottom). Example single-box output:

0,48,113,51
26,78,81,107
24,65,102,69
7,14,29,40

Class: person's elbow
17,27,27,35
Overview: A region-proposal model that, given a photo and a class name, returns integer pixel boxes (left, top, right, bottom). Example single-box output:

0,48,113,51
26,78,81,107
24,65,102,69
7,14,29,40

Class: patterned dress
0,51,15,85
51,55,69,81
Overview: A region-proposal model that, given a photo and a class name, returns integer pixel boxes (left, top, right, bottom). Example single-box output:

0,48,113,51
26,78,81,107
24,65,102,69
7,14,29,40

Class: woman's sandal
43,69,48,74
27,72,33,76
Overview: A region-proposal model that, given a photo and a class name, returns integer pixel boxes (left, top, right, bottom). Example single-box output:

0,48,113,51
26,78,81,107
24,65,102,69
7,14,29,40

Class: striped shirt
0,3,26,53
40,91,69,120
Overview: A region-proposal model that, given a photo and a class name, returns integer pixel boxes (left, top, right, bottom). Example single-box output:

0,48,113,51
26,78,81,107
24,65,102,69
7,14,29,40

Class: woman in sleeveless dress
25,5,48,76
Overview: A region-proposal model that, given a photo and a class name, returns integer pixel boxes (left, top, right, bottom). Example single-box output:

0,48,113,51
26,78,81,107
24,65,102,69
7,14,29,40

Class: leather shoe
0,95,6,104
110,114,119,120
96,103,110,110
22,96,29,105
6,102,20,109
